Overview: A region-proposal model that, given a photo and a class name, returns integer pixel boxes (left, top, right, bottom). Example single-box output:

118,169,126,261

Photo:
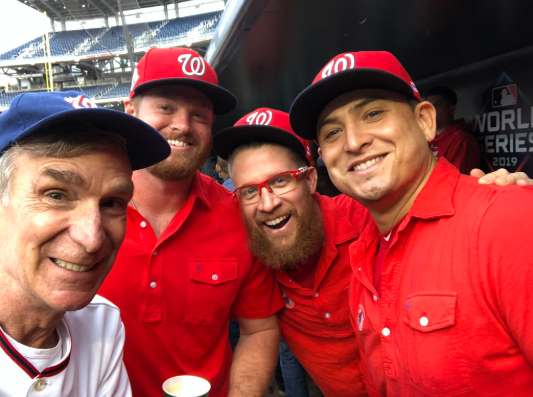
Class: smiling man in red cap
289,51,533,396
99,48,283,397
213,108,369,397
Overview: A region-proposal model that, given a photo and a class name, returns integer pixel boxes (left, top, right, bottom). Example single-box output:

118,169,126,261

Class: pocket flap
189,260,238,285
404,292,457,332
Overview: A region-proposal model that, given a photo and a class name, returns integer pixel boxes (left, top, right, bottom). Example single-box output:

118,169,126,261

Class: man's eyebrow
347,97,383,114
40,168,84,186
39,168,134,195
318,97,384,130
111,181,135,195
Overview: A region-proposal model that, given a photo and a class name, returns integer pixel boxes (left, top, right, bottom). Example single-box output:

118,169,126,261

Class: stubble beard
147,138,212,181
245,190,324,270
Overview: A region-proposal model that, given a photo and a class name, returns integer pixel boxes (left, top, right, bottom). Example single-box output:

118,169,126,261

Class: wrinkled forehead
13,149,132,187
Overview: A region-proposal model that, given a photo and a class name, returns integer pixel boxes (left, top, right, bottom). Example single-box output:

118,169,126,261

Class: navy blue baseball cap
0,91,171,170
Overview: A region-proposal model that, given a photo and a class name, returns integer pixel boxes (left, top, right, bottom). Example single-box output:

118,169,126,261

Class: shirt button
140,221,147,228
150,282,156,288
358,267,362,271
324,312,330,319
382,327,391,337
212,274,218,281
420,316,429,327
314,292,319,298
289,279,292,282
34,380,46,391
153,250,158,256
373,295,378,301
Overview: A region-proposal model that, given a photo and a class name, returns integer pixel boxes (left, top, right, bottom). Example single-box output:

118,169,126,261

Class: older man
0,91,169,396
290,51,533,396
98,48,283,397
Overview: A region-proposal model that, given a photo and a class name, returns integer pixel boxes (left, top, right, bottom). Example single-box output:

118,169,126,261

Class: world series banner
470,71,533,174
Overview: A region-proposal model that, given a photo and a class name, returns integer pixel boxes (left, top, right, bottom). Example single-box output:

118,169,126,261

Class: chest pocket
184,260,238,326
403,292,473,396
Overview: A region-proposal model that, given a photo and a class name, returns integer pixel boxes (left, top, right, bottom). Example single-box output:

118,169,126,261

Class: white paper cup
163,375,211,397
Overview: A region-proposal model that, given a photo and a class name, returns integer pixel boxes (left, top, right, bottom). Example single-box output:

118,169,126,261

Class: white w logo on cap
178,54,206,76
64,95,98,109
246,111,273,126
321,54,356,79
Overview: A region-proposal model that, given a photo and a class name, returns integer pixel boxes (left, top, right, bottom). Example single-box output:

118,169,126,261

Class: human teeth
53,258,90,272
353,155,384,171
265,215,289,226
167,139,189,147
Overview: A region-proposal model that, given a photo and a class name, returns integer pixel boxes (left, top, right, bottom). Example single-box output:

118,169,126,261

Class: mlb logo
492,84,517,108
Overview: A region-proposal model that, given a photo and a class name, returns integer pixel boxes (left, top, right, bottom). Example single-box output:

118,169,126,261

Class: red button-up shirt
349,159,533,397
277,194,371,397
99,172,284,397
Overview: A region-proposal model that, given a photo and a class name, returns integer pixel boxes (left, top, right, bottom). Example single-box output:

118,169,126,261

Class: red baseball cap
289,51,421,139
130,47,237,115
213,108,311,165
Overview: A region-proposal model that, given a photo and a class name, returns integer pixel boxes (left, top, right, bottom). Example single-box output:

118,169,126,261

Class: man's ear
124,99,136,116
215,164,221,173
305,166,318,195
317,147,323,159
416,101,437,143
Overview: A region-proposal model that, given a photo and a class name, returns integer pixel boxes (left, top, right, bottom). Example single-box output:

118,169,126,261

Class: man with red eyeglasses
213,108,370,397
213,107,532,397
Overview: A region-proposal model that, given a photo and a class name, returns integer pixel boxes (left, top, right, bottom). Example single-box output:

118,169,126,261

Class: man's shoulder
318,193,362,210
455,174,533,214
317,193,370,239
450,120,477,141
196,172,233,202
65,295,122,327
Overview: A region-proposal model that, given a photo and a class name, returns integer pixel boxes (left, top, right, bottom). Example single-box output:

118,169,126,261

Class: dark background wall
210,0,533,173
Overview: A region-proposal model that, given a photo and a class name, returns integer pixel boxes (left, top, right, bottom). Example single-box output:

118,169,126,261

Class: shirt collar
316,193,362,245
189,171,214,212
410,158,459,220
0,318,72,379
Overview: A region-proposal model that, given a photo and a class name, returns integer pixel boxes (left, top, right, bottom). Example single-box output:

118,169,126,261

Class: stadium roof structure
18,0,191,21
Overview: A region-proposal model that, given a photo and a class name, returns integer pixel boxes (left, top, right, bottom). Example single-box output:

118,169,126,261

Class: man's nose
344,124,373,153
257,187,281,213
169,111,192,134
70,205,106,254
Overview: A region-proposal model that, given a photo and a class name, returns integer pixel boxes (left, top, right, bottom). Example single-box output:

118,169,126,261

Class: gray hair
0,126,127,206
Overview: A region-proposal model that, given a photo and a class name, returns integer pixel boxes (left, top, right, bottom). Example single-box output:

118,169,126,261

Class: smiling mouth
264,215,291,229
353,155,385,171
51,258,96,273
167,139,191,147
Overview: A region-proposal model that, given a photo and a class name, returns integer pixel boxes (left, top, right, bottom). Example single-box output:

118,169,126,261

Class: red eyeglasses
234,167,309,205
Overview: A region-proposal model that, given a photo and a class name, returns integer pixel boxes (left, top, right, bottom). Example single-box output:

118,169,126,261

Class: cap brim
213,125,308,164
289,68,418,140
17,108,170,171
133,78,237,115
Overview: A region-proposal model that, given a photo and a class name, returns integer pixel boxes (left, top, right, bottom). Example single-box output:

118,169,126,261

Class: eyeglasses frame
233,166,309,204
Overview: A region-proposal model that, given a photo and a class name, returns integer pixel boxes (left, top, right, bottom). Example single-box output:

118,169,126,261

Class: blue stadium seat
99,83,131,99
0,11,223,60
